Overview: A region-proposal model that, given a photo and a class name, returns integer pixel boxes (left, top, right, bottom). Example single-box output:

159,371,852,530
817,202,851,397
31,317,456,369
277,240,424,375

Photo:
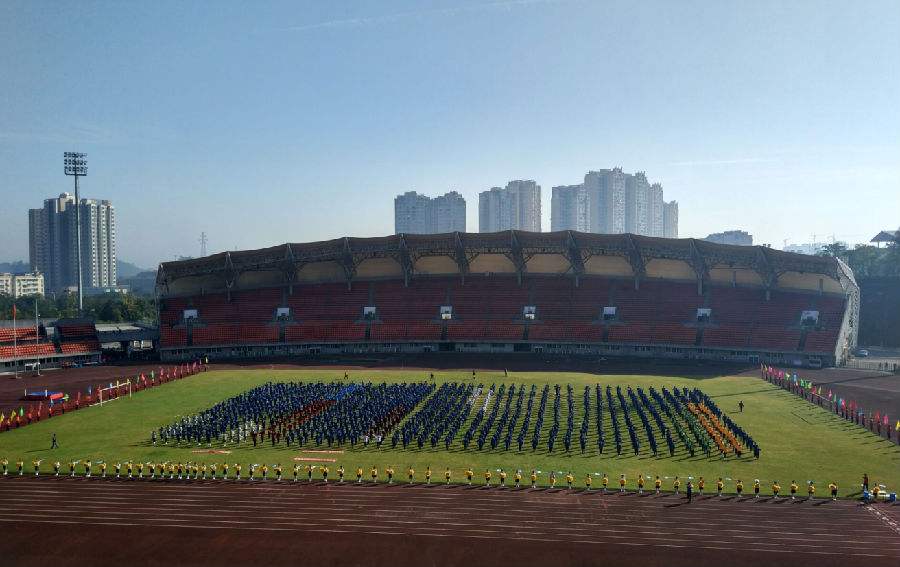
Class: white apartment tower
551,168,677,238
479,180,542,232
394,191,466,234
28,193,117,293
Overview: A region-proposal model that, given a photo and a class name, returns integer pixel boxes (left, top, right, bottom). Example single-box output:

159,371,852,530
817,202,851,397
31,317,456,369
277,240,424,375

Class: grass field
2,368,898,495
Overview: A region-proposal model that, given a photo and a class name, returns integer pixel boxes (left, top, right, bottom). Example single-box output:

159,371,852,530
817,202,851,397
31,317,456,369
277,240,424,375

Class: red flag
884,414,889,426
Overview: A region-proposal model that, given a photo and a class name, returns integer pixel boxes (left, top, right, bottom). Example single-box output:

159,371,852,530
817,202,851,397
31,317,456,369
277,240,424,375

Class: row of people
1,458,855,500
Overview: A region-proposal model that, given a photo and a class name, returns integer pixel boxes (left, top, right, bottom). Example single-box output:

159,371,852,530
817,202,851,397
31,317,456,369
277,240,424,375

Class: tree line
0,293,157,323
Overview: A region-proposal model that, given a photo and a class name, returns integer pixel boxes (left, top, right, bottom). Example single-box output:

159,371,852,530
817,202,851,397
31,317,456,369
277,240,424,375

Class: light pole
64,152,87,314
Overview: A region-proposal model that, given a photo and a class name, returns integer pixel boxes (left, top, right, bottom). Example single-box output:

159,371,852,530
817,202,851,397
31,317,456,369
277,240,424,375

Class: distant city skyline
1,1,897,266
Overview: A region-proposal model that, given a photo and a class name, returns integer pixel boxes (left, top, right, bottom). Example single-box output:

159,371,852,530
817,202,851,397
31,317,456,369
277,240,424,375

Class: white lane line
865,506,900,536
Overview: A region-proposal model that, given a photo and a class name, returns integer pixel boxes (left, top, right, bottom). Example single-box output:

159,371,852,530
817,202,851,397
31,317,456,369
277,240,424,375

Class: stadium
155,231,860,368
3,231,898,567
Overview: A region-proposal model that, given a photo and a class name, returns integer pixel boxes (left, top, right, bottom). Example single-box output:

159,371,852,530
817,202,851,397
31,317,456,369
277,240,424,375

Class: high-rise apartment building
552,168,676,237
394,191,466,234
478,180,541,232
583,168,626,234
551,184,590,232
28,193,117,294
663,201,679,238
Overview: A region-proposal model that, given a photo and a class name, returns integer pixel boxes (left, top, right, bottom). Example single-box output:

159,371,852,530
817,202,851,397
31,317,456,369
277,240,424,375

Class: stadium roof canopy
157,231,849,294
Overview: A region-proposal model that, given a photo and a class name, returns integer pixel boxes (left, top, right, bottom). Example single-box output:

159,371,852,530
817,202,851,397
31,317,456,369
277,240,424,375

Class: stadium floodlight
64,152,88,314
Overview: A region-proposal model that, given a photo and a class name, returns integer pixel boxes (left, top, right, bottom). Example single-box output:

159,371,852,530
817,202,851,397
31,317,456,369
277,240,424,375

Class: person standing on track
717,478,724,497
790,481,798,500
686,480,693,503
514,470,522,488
697,477,705,497
754,479,761,498
321,465,328,483
566,472,574,490
807,481,815,500
655,476,661,495
602,473,609,493
673,476,681,495
446,467,452,485
619,474,626,494
637,474,645,495
386,466,394,484
466,468,474,486
772,480,781,499
531,469,537,489
338,465,345,483
371,466,379,484
500,469,507,487
408,466,415,484
293,464,300,482
829,481,838,500
357,467,363,483
425,466,431,485
736,479,743,497
484,469,492,487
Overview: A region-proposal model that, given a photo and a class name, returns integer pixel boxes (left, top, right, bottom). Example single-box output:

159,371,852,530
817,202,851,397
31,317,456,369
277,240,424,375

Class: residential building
28,193,117,294
551,168,676,237
0,272,45,298
663,201,679,238
394,191,465,234
551,184,590,232
478,180,541,232
705,230,753,246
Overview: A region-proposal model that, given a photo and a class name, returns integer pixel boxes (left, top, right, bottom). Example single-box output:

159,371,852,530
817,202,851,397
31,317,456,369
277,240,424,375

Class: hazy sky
2,0,898,268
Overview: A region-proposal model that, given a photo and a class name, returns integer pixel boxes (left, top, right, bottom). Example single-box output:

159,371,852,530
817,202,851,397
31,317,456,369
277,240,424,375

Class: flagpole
12,303,18,380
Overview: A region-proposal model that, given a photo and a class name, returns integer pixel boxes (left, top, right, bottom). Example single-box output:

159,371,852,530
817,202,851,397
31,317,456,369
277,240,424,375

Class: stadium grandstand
156,231,860,368
0,318,102,371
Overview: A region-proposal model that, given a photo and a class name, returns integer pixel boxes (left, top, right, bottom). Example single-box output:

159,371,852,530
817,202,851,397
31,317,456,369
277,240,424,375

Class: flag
895,420,900,431
828,389,832,400
883,415,889,426
840,398,845,408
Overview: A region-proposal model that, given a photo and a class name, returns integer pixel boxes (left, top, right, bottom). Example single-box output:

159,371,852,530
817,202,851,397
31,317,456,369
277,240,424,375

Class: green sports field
2,368,898,495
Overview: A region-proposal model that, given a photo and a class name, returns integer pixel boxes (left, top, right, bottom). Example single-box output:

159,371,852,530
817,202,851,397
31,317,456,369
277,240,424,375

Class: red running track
1,476,899,567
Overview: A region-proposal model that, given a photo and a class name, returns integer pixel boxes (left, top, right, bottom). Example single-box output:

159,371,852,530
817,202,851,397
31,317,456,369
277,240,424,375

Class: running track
1,476,899,567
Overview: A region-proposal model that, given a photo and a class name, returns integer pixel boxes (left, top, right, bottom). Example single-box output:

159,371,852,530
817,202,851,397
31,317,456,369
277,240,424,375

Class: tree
817,242,848,259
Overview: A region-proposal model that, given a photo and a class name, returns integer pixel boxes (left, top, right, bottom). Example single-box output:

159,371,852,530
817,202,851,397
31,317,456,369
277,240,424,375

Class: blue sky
2,0,898,268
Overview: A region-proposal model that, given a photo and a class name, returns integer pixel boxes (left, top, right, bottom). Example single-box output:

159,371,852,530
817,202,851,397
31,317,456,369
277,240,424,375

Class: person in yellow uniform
53,461,61,476
408,466,415,484
84,460,92,478
736,479,744,497
514,470,522,489
716,478,724,497
872,484,880,502
261,463,269,481
549,472,557,488
338,465,345,483
829,482,838,501
275,464,283,481
496,469,505,487
0,458,7,476
807,481,815,500
790,480,798,500
673,476,681,495
69,460,77,477
585,474,592,491
234,462,242,480
210,463,217,480
386,466,395,484
602,473,609,493
446,467,452,485
484,469,492,487
637,474,645,495
619,474,626,494
425,466,432,484
754,479,761,498
530,470,538,489
201,463,208,480
371,466,379,484
166,462,174,480
248,463,257,481
138,462,145,479
357,467,364,483
466,468,474,485
293,464,301,482
32,459,40,476
654,476,662,495
222,462,229,480
697,477,705,496
772,480,781,499
321,465,328,483
307,465,314,482
565,472,574,490
16,460,24,476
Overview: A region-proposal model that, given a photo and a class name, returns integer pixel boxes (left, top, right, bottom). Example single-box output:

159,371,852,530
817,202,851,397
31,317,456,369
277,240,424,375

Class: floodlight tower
64,152,88,314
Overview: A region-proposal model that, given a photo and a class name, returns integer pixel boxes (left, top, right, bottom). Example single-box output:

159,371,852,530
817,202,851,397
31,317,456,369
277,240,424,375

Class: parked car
856,349,870,357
